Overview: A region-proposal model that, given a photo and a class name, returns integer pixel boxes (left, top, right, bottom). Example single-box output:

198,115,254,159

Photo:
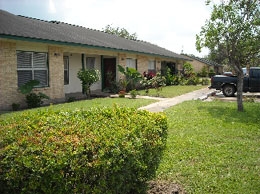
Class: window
251,69,260,78
126,58,137,69
17,51,48,87
86,57,95,69
64,56,69,85
148,60,156,72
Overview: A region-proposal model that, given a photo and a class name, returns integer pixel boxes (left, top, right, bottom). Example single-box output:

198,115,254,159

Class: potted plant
118,90,126,98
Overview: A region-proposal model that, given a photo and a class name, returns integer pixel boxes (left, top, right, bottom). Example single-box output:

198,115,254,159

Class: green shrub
26,92,49,108
129,89,138,99
0,106,167,194
19,80,49,109
11,103,20,111
201,78,210,85
208,68,215,77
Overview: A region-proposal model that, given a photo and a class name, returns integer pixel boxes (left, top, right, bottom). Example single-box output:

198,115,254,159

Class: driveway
138,87,214,112
206,91,260,102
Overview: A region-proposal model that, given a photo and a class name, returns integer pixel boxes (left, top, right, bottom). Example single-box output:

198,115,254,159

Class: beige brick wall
28,46,65,103
0,42,65,110
0,41,24,110
137,56,148,75
118,54,126,79
46,46,64,99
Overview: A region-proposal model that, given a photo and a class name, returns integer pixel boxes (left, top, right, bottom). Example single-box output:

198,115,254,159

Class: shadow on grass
198,101,260,126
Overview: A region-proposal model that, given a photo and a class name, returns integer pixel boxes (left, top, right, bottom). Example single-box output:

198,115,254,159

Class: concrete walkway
138,87,214,112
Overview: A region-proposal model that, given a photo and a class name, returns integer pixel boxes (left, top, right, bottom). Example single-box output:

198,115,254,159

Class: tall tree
196,0,260,112
103,24,138,40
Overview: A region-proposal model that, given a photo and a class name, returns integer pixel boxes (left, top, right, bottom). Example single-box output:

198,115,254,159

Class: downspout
81,53,85,94
101,55,104,91
81,53,85,70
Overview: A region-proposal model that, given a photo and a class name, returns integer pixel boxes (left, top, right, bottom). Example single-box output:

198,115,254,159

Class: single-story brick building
0,10,190,110
182,54,223,74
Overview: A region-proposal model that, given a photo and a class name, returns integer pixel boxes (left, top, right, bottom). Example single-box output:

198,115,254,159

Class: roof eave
0,34,189,61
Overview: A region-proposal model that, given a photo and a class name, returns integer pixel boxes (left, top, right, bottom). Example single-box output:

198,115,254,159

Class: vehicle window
251,69,260,78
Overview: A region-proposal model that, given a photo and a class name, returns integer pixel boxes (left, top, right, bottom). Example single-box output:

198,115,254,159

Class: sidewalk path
138,87,214,112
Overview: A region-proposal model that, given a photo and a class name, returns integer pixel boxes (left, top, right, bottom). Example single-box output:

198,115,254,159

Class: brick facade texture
0,41,25,110
0,41,65,110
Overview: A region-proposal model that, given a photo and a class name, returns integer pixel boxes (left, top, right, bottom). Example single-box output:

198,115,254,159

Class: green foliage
198,66,208,77
0,106,167,194
19,80,40,94
196,0,260,111
172,73,186,85
129,89,138,99
183,62,194,77
11,103,20,111
66,97,76,103
185,76,200,86
103,24,138,40
26,92,49,108
77,68,100,98
149,73,166,96
201,78,210,85
177,63,200,86
208,68,215,77
164,67,175,85
140,77,151,94
19,80,49,109
118,65,142,91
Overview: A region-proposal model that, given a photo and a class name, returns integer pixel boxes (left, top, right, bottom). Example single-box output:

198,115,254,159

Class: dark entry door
103,58,116,90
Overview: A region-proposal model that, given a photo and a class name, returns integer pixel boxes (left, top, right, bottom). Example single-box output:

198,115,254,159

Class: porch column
48,46,65,99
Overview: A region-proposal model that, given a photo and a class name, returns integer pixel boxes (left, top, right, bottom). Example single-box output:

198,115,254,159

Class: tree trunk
236,72,244,112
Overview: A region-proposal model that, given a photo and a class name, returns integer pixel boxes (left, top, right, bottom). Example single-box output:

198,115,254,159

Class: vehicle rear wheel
223,84,236,97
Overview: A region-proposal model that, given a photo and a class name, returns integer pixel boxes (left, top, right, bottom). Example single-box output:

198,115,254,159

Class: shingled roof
0,10,189,60
182,54,223,67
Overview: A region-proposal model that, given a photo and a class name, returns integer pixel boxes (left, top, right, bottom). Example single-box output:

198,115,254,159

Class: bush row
0,106,168,194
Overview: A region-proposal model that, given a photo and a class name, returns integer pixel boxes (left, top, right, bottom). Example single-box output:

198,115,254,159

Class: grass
1,86,259,193
138,85,207,98
157,100,260,193
0,98,157,119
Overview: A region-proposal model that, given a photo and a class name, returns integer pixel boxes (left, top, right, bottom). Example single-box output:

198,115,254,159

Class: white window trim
17,51,48,87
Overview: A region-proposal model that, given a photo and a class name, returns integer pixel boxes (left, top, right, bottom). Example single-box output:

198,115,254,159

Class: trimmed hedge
0,106,167,194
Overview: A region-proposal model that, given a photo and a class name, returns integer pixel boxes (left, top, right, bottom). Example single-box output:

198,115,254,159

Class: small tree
196,0,260,111
77,69,100,98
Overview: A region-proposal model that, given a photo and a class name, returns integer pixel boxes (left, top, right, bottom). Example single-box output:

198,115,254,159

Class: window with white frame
148,60,156,72
17,51,48,87
86,57,95,69
126,58,137,69
63,56,69,85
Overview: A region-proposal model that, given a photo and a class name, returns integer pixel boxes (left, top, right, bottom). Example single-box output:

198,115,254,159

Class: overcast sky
0,0,213,57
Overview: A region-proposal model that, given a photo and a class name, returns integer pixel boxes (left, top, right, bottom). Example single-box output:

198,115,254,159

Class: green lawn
157,100,260,193
138,85,207,98
0,98,157,119
1,86,259,193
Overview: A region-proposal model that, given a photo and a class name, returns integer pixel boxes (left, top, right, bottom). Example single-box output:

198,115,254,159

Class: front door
103,58,116,91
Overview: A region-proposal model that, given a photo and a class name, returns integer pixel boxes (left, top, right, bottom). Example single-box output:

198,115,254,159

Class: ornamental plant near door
77,68,100,98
